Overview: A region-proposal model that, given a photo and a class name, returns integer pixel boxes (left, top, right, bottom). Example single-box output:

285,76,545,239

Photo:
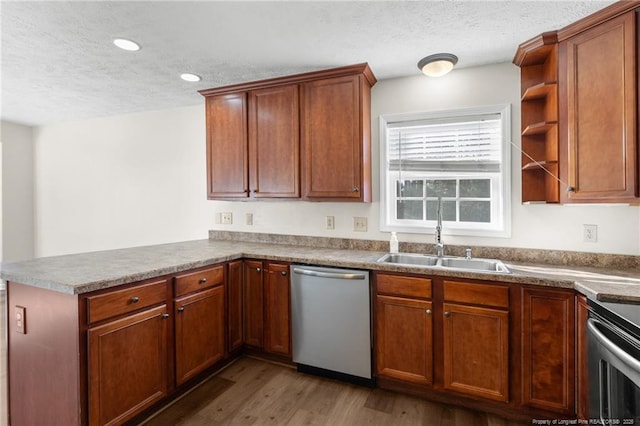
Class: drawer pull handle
199,278,208,284
178,306,185,313
162,313,170,319
444,311,450,317
426,309,432,315
131,297,140,304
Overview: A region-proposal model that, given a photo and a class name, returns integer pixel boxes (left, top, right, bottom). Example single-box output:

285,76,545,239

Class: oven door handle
587,318,640,376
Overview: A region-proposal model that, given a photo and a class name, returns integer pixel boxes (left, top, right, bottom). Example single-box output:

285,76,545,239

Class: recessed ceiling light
180,73,202,82
113,38,141,51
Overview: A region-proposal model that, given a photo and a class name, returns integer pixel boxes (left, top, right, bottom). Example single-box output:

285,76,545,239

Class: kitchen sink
377,253,439,267
438,257,510,273
377,253,510,274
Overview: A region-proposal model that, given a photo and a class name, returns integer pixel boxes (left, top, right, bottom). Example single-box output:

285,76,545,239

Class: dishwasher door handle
292,267,366,280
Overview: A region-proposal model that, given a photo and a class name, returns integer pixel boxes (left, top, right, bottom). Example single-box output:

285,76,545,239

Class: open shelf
522,160,558,171
522,121,557,136
521,82,557,101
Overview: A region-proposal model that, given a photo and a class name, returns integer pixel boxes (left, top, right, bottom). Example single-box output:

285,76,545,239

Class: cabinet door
243,260,264,348
264,262,291,357
521,287,575,414
563,11,637,202
301,75,370,201
88,305,169,426
375,295,433,386
206,92,248,198
249,85,300,198
228,260,244,352
442,303,509,402
174,286,225,386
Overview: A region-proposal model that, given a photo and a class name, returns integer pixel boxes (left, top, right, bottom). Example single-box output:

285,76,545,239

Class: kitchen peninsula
2,232,639,425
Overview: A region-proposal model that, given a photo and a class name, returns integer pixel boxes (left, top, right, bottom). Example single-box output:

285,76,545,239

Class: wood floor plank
139,357,531,425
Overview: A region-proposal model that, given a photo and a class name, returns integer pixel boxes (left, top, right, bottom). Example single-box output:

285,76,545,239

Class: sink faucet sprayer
435,197,444,257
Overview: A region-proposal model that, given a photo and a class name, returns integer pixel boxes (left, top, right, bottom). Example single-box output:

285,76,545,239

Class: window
380,105,511,237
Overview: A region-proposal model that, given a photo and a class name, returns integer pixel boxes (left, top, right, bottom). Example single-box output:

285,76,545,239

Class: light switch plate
353,217,367,232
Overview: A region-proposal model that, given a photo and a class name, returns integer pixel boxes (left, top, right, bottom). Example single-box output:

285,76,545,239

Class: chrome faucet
435,197,444,257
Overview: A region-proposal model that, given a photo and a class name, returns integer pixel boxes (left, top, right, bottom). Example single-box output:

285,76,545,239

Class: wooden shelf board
522,121,557,136
522,160,558,171
521,82,557,101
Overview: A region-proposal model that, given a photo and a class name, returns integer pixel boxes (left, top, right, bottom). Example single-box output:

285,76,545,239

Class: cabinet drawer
174,265,224,297
87,280,168,324
376,274,432,299
443,280,509,309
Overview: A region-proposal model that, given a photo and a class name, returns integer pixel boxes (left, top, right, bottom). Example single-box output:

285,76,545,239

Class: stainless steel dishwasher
290,264,373,386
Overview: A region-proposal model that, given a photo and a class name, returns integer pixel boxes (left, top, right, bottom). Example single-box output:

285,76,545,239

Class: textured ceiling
1,1,616,126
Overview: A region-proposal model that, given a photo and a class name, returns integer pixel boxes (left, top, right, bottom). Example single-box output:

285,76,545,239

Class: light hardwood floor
141,357,528,426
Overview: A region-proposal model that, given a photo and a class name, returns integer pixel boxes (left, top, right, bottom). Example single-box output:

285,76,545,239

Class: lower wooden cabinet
374,272,579,419
442,302,509,402
88,304,170,426
243,260,292,358
521,286,575,414
243,260,264,348
376,295,433,385
227,260,244,352
264,262,291,356
174,285,225,385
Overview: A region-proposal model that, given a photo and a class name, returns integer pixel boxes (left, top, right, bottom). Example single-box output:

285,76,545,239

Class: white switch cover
246,213,253,226
326,216,335,230
353,217,367,232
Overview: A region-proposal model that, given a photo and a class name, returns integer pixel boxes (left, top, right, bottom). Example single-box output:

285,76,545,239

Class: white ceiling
1,1,616,127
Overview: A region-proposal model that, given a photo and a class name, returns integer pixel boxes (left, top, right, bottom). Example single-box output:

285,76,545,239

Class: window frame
379,104,512,238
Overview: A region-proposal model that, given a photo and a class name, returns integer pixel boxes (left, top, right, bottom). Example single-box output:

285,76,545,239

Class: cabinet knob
281,271,288,276
178,306,185,313
426,309,432,315
444,311,451,317
162,313,170,319
199,277,208,284
256,267,261,272
567,186,575,193
130,296,140,304
352,186,359,192
253,189,259,193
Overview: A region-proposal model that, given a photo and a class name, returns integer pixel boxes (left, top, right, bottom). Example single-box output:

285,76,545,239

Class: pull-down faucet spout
435,197,444,257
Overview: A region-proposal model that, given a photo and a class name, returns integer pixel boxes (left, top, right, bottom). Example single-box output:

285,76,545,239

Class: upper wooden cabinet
205,93,248,198
514,1,640,204
301,74,372,201
560,10,638,202
200,63,376,202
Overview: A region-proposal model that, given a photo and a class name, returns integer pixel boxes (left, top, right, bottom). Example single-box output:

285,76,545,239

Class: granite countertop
1,237,639,304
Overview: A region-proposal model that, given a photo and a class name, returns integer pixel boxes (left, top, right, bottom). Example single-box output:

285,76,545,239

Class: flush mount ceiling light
417,53,458,77
113,38,140,51
180,73,202,82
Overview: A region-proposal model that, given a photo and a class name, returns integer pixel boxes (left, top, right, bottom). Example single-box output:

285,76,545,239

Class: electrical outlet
15,306,26,334
246,213,253,226
353,217,368,232
584,224,598,243
326,216,335,230
221,212,233,225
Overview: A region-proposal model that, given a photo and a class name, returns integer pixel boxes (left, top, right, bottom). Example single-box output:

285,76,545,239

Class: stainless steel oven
587,298,640,424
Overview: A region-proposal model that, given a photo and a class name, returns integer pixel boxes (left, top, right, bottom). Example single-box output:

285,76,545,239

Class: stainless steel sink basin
376,253,510,274
377,253,439,267
438,257,510,273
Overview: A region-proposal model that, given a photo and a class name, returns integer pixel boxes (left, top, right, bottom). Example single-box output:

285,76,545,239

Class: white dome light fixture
113,38,141,51
180,73,202,82
417,53,458,77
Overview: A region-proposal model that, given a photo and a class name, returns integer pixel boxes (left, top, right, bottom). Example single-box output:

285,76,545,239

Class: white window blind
387,113,502,173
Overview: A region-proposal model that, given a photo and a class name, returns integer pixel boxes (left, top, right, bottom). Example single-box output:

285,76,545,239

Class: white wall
31,62,640,257
1,120,35,262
